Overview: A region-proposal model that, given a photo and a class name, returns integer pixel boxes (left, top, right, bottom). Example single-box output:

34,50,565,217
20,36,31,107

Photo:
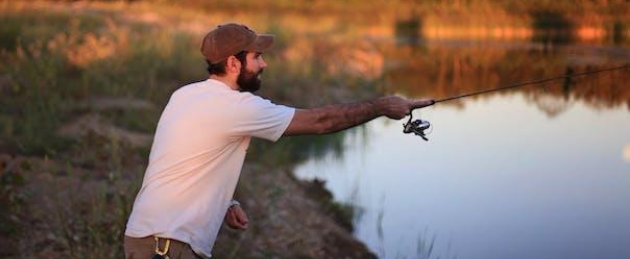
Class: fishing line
433,64,630,104
403,64,630,140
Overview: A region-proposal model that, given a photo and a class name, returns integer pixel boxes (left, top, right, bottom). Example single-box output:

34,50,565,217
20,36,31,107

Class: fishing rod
403,64,630,140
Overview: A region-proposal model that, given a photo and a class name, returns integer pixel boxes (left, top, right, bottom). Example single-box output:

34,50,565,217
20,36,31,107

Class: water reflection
531,11,576,47
395,16,424,46
378,41,630,114
294,29,630,259
609,21,627,45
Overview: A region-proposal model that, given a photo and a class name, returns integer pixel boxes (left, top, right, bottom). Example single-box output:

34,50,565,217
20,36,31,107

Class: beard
237,67,263,93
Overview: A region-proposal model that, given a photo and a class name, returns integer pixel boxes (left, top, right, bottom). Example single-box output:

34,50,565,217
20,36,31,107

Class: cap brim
246,34,274,53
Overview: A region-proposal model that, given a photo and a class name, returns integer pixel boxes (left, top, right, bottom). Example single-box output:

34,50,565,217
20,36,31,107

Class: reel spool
403,113,431,141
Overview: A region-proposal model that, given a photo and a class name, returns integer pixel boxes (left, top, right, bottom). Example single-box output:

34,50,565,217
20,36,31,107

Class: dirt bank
0,143,375,259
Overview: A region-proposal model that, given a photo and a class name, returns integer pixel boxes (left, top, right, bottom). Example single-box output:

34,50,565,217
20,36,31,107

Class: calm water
295,37,630,259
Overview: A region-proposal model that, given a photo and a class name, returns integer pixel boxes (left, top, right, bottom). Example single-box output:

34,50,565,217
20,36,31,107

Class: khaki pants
124,236,203,259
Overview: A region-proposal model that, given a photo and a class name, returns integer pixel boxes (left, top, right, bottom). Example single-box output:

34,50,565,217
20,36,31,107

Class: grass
0,8,202,154
100,109,160,133
0,1,381,155
0,1,380,258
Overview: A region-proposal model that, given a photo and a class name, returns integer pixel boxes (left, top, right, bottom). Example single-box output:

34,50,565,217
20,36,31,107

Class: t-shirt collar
206,78,237,91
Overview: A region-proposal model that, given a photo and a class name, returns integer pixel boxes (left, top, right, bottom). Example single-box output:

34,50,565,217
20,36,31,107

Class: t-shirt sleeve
229,94,295,142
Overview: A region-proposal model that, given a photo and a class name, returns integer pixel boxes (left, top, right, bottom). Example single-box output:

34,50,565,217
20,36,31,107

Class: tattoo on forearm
318,100,380,133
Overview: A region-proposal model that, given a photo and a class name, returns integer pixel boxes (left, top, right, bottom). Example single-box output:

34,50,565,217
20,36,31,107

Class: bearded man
124,23,434,259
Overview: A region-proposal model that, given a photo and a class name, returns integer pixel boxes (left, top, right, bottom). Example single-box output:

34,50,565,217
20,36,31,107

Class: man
124,23,434,259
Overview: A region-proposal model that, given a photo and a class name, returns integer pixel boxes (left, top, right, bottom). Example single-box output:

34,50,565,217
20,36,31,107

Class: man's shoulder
171,80,231,100
175,80,213,94
171,79,284,110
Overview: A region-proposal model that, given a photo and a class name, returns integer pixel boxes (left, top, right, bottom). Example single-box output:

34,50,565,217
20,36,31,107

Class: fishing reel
403,113,431,141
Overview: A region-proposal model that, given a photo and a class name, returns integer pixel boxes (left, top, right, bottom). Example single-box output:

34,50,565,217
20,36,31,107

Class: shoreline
214,163,376,258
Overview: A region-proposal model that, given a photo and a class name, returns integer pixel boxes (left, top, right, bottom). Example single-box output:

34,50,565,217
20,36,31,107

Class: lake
294,31,630,259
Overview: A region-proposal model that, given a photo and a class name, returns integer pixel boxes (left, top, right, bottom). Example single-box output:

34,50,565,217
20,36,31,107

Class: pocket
124,236,154,259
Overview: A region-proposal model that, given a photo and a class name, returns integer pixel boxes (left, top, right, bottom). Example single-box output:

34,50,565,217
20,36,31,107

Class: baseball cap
201,23,275,64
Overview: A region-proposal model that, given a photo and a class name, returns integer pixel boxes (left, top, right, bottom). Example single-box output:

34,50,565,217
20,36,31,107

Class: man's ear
226,56,241,74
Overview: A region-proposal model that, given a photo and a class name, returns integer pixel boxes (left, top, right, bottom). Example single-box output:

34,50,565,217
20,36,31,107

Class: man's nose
259,58,267,68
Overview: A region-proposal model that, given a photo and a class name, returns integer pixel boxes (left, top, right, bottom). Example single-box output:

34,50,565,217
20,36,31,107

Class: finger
411,99,435,109
235,209,249,225
231,218,246,229
226,210,238,228
232,214,247,229
236,220,248,229
233,207,249,226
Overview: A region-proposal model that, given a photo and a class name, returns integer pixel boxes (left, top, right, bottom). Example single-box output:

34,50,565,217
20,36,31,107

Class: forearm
313,99,383,134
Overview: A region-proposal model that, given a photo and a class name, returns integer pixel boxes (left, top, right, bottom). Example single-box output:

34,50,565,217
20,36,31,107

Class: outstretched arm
284,96,434,136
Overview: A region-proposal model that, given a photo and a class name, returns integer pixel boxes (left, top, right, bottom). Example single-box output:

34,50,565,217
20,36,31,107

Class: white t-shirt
125,79,295,258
